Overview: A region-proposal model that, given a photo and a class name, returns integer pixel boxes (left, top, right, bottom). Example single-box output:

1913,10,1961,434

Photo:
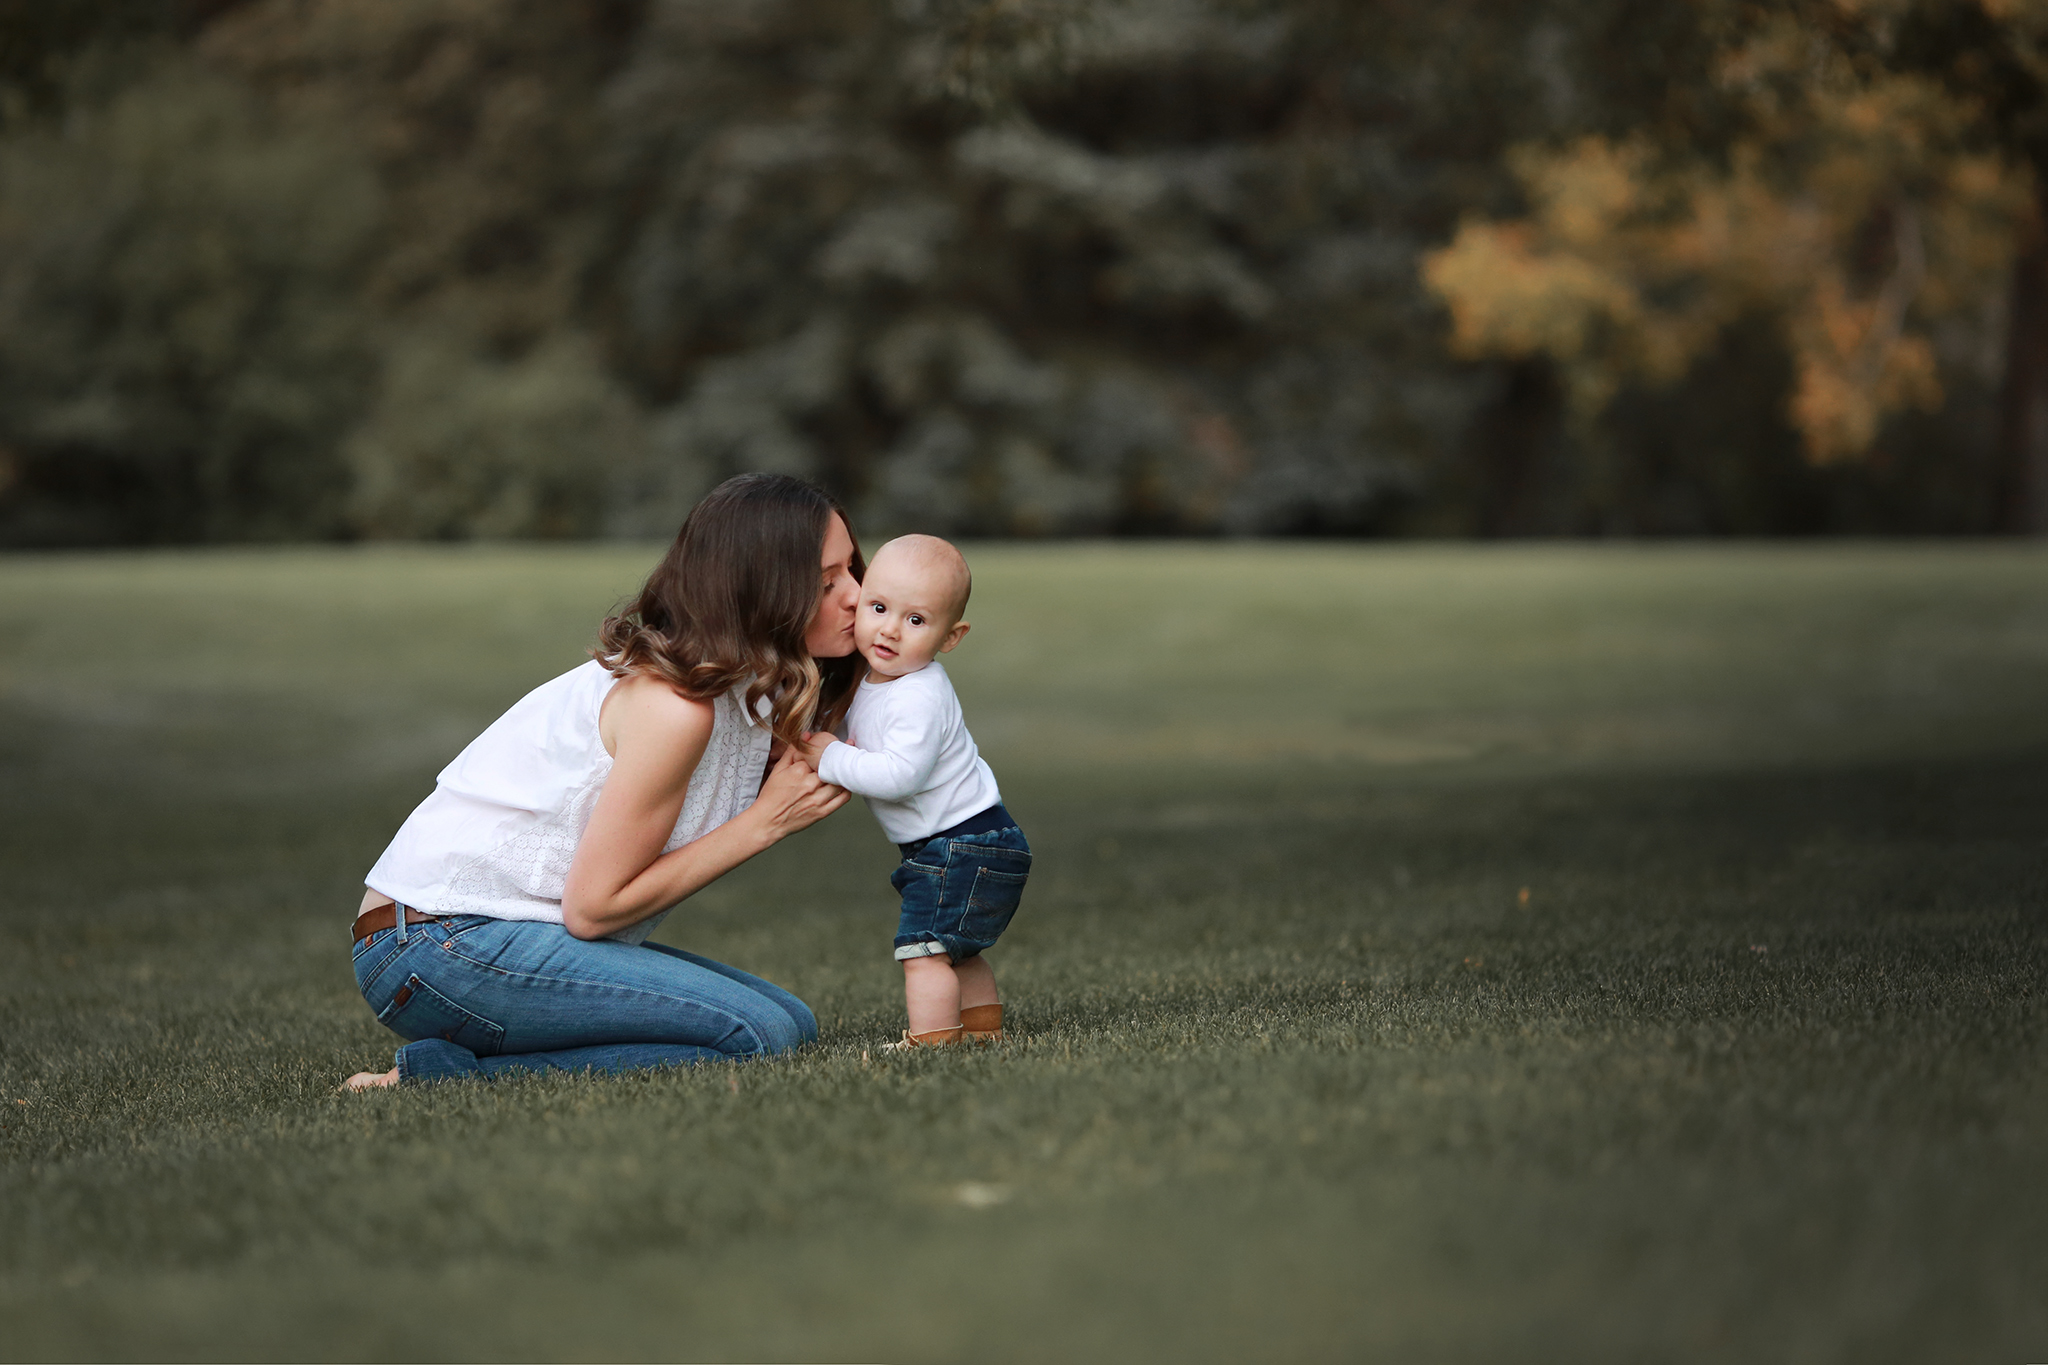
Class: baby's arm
815,704,943,801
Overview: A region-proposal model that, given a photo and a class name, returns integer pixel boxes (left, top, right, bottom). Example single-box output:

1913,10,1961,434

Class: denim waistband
898,803,1015,858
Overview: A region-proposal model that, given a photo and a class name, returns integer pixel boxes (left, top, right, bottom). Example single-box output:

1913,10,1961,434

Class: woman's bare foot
341,1067,398,1091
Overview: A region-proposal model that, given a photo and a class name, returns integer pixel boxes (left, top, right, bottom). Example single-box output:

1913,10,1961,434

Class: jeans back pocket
377,973,507,1056
960,864,1028,945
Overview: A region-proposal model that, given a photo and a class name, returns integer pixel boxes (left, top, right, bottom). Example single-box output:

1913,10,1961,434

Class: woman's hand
747,745,850,838
793,730,835,770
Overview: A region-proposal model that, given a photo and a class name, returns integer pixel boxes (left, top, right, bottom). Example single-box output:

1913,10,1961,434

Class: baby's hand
794,730,836,769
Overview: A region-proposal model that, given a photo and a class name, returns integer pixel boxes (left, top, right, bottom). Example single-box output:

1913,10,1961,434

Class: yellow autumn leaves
1424,17,2029,464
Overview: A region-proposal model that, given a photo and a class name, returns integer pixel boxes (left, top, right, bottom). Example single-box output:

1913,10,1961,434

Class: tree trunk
1470,360,1561,536
1994,184,2048,533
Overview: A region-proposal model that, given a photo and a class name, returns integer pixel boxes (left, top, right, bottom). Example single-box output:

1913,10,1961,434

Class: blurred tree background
2,0,2047,544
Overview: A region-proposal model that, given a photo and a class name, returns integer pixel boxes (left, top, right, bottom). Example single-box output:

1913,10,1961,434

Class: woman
344,473,862,1088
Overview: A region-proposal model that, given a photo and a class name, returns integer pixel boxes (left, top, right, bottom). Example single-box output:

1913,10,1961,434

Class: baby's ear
939,620,971,653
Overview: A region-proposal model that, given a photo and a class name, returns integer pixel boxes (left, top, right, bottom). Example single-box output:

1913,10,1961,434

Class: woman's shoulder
598,669,718,759
604,669,720,721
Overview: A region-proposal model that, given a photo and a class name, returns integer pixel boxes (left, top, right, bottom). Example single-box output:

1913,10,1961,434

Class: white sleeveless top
364,660,772,946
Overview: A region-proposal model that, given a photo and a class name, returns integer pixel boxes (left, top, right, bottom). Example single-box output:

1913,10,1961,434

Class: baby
798,534,1028,1048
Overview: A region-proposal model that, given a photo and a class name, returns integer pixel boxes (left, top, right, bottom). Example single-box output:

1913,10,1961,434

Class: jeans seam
357,941,408,994
437,917,490,945
426,943,769,1052
382,973,509,1048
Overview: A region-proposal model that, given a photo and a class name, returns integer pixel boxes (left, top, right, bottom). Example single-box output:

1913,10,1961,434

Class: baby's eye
867,601,885,613
907,614,925,627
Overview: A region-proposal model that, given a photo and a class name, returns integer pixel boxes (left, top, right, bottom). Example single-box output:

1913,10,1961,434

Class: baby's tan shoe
961,1003,1005,1043
882,1025,966,1051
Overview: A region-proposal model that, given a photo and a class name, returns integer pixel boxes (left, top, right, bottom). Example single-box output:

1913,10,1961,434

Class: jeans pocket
377,972,507,1056
959,866,1027,944
353,931,405,995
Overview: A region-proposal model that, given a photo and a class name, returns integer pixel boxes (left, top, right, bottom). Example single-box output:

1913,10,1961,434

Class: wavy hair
594,474,865,746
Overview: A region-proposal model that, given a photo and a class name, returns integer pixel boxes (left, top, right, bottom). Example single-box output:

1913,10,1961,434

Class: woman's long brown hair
594,474,865,746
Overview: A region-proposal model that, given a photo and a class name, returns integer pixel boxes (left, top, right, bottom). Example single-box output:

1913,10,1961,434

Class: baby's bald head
867,534,972,625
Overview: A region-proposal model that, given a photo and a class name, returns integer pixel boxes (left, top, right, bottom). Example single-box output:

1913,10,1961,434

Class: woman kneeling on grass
343,474,861,1089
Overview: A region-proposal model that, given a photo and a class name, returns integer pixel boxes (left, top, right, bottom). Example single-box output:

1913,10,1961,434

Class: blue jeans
891,823,1031,963
351,913,817,1084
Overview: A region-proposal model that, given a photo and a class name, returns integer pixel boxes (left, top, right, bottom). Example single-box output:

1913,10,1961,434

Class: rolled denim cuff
394,1038,484,1084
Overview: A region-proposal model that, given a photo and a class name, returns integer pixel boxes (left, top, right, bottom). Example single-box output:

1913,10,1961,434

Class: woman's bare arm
559,675,850,939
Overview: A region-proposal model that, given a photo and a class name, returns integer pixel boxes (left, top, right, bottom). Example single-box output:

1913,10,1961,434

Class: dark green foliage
1,544,2044,1359
592,0,1519,536
0,54,379,544
0,0,244,127
0,0,2021,544
588,0,1743,537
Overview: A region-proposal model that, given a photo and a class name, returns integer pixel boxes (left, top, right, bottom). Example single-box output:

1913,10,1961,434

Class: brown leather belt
352,904,436,944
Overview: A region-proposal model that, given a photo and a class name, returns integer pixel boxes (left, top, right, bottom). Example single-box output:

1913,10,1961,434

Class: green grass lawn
1,542,2044,1362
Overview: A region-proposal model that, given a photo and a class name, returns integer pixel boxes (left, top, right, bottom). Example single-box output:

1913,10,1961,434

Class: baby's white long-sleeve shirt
816,660,1002,844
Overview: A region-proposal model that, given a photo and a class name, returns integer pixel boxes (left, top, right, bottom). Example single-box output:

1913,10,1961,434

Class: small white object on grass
952,1181,1011,1209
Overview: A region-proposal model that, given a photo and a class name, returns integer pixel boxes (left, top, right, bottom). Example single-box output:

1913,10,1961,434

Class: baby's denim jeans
891,811,1030,962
